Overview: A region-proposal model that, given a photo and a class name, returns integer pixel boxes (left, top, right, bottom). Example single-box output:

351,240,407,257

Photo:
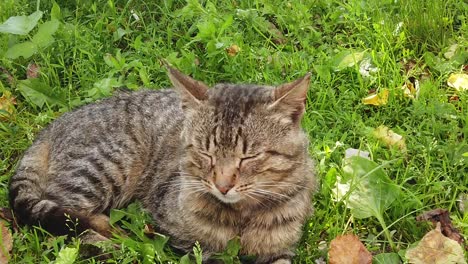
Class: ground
0,0,467,263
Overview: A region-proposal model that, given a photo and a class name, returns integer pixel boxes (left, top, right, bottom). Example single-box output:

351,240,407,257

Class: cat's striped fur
9,67,316,263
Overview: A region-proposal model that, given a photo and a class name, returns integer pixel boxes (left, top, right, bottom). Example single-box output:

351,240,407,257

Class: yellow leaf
406,223,467,264
362,89,389,106
0,91,16,121
447,73,468,91
401,80,420,99
373,125,407,152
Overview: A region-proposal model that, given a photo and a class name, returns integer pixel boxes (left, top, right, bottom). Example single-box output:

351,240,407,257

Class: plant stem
376,214,396,251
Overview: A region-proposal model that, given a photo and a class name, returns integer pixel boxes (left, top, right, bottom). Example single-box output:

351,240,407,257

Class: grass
0,0,467,263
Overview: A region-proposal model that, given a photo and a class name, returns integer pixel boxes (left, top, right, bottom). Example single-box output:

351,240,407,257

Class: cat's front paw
255,254,292,264
271,259,291,264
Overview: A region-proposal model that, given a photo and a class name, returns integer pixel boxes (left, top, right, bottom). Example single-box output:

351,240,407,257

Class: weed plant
0,0,467,263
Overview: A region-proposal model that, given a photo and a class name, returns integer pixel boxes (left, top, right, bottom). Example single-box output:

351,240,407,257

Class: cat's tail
8,141,111,238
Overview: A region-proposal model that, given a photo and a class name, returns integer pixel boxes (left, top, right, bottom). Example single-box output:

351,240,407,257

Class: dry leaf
26,62,40,79
362,89,389,106
447,73,468,91
406,223,467,264
0,91,16,121
0,67,15,86
143,223,156,239
401,78,420,99
345,148,370,159
458,194,468,214
444,44,459,59
373,125,407,151
0,209,16,233
267,22,286,45
0,221,13,264
328,234,372,264
416,208,465,246
401,59,417,75
226,44,240,57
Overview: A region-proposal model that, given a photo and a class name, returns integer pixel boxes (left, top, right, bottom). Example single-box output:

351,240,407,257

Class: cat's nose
215,183,234,195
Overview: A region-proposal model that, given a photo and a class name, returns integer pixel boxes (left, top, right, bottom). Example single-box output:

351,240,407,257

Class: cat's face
167,66,311,205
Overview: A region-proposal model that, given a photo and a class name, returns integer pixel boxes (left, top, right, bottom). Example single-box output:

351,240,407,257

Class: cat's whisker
166,184,207,196
244,193,270,209
255,181,305,188
251,188,291,201
248,191,281,205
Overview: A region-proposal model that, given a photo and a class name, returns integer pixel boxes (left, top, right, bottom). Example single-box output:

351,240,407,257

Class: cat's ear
166,65,209,108
268,73,311,124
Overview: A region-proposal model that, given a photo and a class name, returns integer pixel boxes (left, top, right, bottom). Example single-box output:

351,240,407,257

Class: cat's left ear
166,64,209,108
269,73,311,124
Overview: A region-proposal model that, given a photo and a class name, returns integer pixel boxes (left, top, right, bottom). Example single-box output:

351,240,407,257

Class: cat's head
168,66,313,205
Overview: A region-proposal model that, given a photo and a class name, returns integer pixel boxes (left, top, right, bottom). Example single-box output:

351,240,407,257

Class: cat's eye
239,153,262,167
199,152,214,166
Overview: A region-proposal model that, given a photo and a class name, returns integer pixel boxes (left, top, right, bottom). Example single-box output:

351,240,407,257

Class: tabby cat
9,66,316,263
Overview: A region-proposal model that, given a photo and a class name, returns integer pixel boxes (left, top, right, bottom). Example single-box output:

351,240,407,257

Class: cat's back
46,88,181,139
40,88,185,172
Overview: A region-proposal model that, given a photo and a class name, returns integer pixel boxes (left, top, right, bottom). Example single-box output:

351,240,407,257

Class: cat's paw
271,259,291,264
255,255,292,264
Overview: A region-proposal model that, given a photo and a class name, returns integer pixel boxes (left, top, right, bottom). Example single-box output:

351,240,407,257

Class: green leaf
226,237,241,256
150,234,169,260
91,77,122,98
196,20,216,41
109,209,126,225
373,253,401,264
141,243,156,264
313,64,331,83
5,41,38,59
0,11,43,35
331,50,365,71
32,19,60,48
53,247,78,264
113,27,132,41
51,2,61,20
337,156,400,219
179,254,191,264
17,79,66,108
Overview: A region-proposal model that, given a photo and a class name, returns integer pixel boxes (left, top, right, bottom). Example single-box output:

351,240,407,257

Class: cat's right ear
166,65,209,108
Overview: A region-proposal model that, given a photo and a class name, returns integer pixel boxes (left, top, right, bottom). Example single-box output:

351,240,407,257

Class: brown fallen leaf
0,67,15,86
26,63,40,79
0,209,17,233
328,234,372,264
143,223,156,239
267,21,286,45
0,221,13,264
416,208,465,246
226,44,240,57
406,222,467,264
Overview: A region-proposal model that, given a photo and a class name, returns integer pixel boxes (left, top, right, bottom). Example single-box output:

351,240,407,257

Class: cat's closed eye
239,153,263,168
199,152,215,167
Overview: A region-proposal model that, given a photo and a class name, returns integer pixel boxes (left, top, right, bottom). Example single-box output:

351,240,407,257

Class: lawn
0,0,467,263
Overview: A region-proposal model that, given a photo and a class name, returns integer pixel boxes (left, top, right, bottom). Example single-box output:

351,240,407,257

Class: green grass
1,0,467,263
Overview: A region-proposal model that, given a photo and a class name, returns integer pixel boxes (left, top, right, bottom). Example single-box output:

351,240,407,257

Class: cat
9,65,317,263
